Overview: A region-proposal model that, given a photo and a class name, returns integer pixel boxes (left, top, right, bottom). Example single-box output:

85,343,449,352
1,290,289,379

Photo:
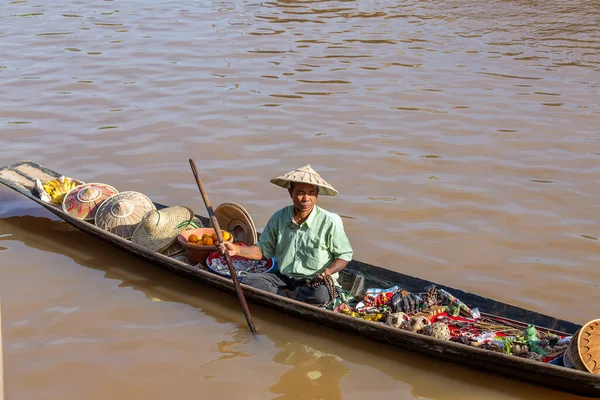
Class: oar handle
189,159,257,334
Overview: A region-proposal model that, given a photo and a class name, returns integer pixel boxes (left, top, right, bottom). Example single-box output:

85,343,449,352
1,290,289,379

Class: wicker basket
566,319,600,374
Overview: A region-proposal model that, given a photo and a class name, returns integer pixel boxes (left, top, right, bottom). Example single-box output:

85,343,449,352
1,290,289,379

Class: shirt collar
289,204,320,228
303,204,319,228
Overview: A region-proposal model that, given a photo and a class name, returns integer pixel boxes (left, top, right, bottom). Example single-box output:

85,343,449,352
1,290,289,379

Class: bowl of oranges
177,228,234,265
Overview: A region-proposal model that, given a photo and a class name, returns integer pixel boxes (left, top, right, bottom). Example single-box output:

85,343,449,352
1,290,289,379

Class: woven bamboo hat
211,202,257,245
270,164,338,196
62,183,119,221
131,206,195,253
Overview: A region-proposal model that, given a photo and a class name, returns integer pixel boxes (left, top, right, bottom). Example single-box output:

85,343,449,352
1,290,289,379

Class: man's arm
318,258,349,280
219,210,279,260
318,215,353,280
219,242,264,260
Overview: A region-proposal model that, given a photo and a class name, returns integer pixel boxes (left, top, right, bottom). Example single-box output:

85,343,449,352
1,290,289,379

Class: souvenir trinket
385,312,406,328
422,322,451,340
406,315,430,333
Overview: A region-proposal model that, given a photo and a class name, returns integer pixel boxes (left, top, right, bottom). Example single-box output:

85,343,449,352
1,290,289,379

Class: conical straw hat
270,164,338,196
62,183,119,221
94,191,156,239
131,206,195,253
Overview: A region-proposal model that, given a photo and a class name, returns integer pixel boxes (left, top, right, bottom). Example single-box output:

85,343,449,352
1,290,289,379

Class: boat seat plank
14,163,59,184
0,160,62,196
0,169,35,193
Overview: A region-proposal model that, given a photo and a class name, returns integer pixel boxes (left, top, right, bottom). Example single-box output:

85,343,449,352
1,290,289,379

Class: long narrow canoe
1,160,598,397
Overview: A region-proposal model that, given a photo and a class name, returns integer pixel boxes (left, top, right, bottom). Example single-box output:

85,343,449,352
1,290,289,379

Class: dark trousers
241,270,331,305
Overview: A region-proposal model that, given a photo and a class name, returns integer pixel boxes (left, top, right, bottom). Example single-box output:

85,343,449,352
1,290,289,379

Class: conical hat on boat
211,202,257,245
270,164,338,196
131,206,195,253
567,318,600,374
62,183,119,221
94,191,156,239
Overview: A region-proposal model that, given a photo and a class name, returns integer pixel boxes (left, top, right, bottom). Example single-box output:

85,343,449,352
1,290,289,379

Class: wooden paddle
188,159,257,334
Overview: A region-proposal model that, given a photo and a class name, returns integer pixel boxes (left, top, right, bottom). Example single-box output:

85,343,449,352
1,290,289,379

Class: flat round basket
62,183,119,221
94,191,156,239
567,319,600,374
212,202,257,245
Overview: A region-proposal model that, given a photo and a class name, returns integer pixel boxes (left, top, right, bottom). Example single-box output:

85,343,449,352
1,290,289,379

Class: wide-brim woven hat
94,191,156,239
62,183,119,221
131,206,195,253
270,164,338,196
211,202,257,245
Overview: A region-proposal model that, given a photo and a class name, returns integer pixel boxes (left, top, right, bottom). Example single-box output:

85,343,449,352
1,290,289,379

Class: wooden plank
0,169,34,193
13,164,57,184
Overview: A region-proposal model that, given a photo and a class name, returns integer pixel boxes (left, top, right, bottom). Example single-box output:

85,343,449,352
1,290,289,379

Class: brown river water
1,0,599,398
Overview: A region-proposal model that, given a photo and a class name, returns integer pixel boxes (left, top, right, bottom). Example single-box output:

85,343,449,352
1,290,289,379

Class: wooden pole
188,159,257,334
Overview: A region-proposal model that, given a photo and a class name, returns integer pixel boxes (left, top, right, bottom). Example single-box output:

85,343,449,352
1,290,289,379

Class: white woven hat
270,164,338,196
94,191,156,239
131,206,195,253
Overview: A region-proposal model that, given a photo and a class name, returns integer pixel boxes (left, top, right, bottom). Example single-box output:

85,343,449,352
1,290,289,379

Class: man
219,164,353,305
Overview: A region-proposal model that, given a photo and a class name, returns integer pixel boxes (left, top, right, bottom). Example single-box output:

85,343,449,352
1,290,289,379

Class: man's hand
315,258,348,282
316,268,331,282
218,241,238,257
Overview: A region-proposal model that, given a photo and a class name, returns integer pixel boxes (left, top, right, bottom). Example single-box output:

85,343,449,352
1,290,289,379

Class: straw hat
270,164,338,196
94,191,156,239
131,206,195,253
211,202,257,245
62,183,119,221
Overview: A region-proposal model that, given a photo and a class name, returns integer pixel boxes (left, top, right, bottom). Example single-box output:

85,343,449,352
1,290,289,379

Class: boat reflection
270,342,349,399
0,214,588,400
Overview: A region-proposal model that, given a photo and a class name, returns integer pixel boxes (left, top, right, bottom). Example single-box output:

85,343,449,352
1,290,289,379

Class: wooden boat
1,160,598,397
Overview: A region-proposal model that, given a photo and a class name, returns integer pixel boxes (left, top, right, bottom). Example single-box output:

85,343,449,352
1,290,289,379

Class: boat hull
1,160,598,397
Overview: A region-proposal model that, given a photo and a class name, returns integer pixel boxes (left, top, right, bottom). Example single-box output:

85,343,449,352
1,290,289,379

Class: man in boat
218,164,353,305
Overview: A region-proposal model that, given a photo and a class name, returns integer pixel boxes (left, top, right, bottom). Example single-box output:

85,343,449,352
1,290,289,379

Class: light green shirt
256,205,353,284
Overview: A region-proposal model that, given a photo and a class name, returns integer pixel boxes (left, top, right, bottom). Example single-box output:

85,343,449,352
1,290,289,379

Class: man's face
290,182,318,213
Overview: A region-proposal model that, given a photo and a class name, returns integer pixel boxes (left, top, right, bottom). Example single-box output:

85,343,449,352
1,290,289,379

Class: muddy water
1,0,599,398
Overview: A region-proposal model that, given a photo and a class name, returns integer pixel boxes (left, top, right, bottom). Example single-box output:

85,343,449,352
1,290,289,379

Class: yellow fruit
223,231,231,241
203,237,214,246
188,234,199,243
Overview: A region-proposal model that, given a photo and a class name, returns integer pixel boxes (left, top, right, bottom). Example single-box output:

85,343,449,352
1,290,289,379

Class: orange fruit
188,234,199,243
203,237,214,246
223,231,231,241
201,233,210,240
211,233,218,242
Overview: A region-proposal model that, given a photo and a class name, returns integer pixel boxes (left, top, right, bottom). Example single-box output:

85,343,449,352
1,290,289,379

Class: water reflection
270,342,349,399
0,214,589,399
